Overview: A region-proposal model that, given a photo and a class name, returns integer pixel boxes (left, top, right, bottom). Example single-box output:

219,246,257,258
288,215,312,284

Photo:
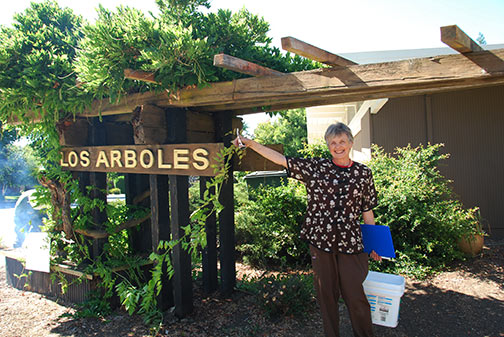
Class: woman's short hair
324,122,354,144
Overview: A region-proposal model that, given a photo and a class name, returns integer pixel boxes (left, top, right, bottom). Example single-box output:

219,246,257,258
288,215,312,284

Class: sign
24,232,50,273
60,143,224,176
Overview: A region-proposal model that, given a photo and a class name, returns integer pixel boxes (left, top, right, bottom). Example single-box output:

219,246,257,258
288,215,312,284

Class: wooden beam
441,25,483,53
75,48,504,117
124,69,158,84
74,214,150,239
281,36,357,67
214,111,235,296
213,53,283,77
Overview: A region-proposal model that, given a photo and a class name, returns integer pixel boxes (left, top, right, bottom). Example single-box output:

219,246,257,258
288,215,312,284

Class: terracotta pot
457,234,484,256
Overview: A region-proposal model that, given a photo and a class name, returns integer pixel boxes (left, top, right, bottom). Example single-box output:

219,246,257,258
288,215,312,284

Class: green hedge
367,144,480,278
235,179,309,268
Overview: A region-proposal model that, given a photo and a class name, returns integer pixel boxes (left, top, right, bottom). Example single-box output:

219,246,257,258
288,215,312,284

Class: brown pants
310,245,374,337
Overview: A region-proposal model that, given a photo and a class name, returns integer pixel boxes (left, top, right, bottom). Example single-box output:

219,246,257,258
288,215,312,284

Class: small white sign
24,232,50,273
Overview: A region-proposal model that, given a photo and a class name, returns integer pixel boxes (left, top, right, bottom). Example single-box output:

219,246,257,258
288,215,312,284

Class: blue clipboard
360,224,396,258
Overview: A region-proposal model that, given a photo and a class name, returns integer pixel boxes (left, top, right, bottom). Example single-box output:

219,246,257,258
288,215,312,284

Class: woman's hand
370,250,382,262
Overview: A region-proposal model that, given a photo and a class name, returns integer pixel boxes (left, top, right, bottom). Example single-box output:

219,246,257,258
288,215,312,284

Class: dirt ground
0,241,503,337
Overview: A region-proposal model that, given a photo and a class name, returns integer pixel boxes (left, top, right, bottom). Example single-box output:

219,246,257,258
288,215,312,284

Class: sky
1,0,503,131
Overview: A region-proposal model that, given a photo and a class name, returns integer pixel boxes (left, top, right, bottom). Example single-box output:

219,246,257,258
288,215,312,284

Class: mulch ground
1,241,503,337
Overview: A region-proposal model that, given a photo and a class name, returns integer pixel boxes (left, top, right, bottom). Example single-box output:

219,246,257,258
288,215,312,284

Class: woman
234,122,380,337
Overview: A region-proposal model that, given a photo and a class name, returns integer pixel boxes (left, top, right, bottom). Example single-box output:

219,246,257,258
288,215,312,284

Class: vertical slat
89,119,107,260
150,174,174,309
200,176,218,294
166,108,193,316
214,111,236,295
128,174,152,253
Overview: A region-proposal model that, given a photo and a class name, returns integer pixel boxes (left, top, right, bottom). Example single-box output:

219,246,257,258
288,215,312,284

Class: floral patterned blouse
286,157,378,254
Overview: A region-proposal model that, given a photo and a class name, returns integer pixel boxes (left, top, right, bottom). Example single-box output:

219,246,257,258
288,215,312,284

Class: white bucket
363,271,405,328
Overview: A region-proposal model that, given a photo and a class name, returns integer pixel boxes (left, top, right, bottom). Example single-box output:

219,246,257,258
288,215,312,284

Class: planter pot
457,234,484,256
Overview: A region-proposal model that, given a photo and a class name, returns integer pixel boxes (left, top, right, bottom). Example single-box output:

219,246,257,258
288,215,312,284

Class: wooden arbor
56,25,504,316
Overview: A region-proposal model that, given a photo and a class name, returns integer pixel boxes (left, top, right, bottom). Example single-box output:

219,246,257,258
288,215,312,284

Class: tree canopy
253,109,308,157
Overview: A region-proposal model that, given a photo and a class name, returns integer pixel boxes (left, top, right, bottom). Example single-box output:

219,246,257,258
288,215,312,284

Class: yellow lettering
60,152,69,167
96,151,110,168
110,150,123,168
140,149,154,169
124,150,137,168
68,151,79,167
157,149,172,169
192,148,210,170
173,149,190,169
80,151,90,167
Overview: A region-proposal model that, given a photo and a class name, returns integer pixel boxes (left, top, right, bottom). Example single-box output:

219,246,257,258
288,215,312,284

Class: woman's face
327,133,353,162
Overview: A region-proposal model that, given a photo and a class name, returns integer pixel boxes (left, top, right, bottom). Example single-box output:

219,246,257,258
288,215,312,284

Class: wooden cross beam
124,69,158,84
441,25,484,53
281,36,357,67
78,48,504,117
213,53,283,77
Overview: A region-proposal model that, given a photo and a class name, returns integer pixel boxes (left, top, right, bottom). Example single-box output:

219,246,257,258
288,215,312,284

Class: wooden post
150,174,174,310
200,176,218,294
126,174,152,254
214,111,235,296
167,108,193,316
89,119,107,260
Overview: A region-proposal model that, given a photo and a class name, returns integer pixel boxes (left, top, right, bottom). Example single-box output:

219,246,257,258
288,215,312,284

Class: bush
235,179,309,268
367,144,479,278
239,273,315,319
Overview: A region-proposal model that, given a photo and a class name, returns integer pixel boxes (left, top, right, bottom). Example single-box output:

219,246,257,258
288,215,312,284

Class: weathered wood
126,174,152,254
124,69,158,84
132,105,168,145
234,144,285,171
213,53,283,77
200,176,218,294
441,25,483,53
78,48,504,116
133,189,150,205
166,108,193,316
60,143,224,176
74,214,150,239
214,111,235,296
281,36,357,67
150,174,174,310
57,118,90,146
88,120,107,260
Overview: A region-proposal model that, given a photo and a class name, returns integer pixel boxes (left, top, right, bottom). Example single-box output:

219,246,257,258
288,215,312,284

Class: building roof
340,43,504,65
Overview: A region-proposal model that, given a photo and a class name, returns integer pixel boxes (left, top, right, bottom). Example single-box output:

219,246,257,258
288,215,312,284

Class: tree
0,143,39,200
254,109,307,157
477,32,487,46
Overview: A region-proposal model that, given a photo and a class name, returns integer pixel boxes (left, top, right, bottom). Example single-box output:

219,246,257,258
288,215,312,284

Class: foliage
238,273,315,319
75,1,319,103
0,0,89,124
0,143,39,197
235,179,309,268
60,290,112,319
298,139,331,159
367,144,480,278
253,109,307,157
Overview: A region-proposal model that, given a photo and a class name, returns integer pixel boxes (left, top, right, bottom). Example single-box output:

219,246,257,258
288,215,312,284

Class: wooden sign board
60,143,224,176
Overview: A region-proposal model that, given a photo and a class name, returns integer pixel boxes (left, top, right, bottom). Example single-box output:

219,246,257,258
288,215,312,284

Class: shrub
298,140,331,159
367,144,479,278
235,179,309,268
239,273,315,319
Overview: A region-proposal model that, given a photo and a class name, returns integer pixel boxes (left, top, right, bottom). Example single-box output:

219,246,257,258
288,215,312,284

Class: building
306,44,504,238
